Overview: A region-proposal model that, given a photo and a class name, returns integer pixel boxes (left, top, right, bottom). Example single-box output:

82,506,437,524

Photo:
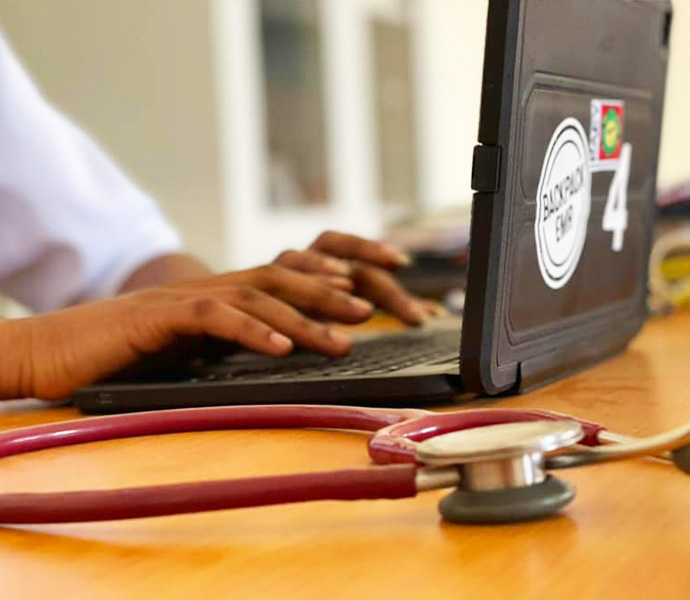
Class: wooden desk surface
2,313,690,599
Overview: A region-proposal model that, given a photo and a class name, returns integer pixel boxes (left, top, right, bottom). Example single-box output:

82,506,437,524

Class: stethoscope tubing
547,418,690,468
367,407,609,464
0,405,425,523
0,404,675,524
0,465,420,524
0,405,418,459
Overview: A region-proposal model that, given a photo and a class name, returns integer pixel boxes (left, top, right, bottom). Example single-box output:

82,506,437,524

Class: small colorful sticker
589,99,625,171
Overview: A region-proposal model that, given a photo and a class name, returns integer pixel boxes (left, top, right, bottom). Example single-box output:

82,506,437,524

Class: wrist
0,318,31,400
118,253,213,294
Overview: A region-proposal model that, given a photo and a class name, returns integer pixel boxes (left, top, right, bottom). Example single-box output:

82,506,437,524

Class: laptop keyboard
189,329,460,383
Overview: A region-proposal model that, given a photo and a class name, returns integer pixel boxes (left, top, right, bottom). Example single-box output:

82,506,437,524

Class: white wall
659,0,690,189
0,0,225,269
211,0,382,269
0,0,686,278
412,0,688,203
412,0,487,210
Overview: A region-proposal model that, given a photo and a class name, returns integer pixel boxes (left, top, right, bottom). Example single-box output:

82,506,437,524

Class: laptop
74,0,672,413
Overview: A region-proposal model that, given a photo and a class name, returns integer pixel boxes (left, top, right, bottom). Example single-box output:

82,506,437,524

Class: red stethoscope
1,404,689,525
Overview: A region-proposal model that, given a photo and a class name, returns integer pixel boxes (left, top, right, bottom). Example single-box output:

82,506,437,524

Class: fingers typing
309,231,411,270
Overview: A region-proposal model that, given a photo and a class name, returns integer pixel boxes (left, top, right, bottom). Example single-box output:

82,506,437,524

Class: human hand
274,231,442,325
0,264,376,400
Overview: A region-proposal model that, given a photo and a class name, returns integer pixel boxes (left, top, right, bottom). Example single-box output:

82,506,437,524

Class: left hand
274,231,440,325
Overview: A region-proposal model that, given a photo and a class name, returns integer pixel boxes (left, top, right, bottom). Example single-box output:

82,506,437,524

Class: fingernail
325,258,351,276
269,332,293,351
429,303,450,317
409,303,431,325
437,306,451,317
382,244,413,267
348,296,375,315
328,328,353,348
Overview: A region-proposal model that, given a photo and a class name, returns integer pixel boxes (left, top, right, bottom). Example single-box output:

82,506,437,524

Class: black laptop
74,0,672,413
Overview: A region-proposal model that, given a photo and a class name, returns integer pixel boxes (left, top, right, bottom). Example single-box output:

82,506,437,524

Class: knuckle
294,314,318,333
311,284,351,315
275,249,298,264
232,285,260,304
258,264,289,291
350,262,373,282
349,236,366,251
188,296,222,319
260,263,283,281
296,285,326,312
242,266,264,283
321,284,348,303
315,254,332,268
236,314,263,337
315,230,335,246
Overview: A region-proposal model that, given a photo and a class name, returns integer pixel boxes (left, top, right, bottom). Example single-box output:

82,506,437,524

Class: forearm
0,318,8,398
117,253,214,294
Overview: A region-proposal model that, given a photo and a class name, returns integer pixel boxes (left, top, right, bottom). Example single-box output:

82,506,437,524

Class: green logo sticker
602,108,622,157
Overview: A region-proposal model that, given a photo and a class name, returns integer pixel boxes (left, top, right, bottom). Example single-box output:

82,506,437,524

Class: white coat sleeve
0,30,182,313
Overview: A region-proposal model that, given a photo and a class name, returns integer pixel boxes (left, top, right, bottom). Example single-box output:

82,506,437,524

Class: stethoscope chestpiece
416,420,584,524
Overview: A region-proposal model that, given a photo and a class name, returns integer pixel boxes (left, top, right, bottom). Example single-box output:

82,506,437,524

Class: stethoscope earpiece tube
545,419,690,473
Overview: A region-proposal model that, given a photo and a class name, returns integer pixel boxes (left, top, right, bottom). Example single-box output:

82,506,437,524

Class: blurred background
0,0,688,313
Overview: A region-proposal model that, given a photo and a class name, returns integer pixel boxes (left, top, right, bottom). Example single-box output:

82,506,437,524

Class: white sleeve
0,30,182,313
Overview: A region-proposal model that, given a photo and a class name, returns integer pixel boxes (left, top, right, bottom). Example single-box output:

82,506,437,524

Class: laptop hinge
471,144,501,193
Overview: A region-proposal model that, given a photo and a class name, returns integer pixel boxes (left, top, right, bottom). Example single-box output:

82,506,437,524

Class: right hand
0,264,375,401
274,231,442,325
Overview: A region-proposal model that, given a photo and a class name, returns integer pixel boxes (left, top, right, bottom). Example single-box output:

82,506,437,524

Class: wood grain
2,313,690,599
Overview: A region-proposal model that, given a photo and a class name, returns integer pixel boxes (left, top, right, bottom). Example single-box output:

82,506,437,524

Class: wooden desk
2,313,690,599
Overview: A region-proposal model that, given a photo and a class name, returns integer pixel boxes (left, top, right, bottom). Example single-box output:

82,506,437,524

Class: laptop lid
460,0,672,394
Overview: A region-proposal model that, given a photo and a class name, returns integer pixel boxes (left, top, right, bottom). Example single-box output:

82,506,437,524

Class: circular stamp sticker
534,117,592,289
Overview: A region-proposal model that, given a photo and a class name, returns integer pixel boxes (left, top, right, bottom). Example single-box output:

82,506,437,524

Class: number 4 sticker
602,142,632,252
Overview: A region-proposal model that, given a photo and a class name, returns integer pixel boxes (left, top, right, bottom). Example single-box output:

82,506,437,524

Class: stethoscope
2,404,690,525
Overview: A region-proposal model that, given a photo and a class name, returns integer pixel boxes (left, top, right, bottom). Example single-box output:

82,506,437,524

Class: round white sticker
534,117,592,289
